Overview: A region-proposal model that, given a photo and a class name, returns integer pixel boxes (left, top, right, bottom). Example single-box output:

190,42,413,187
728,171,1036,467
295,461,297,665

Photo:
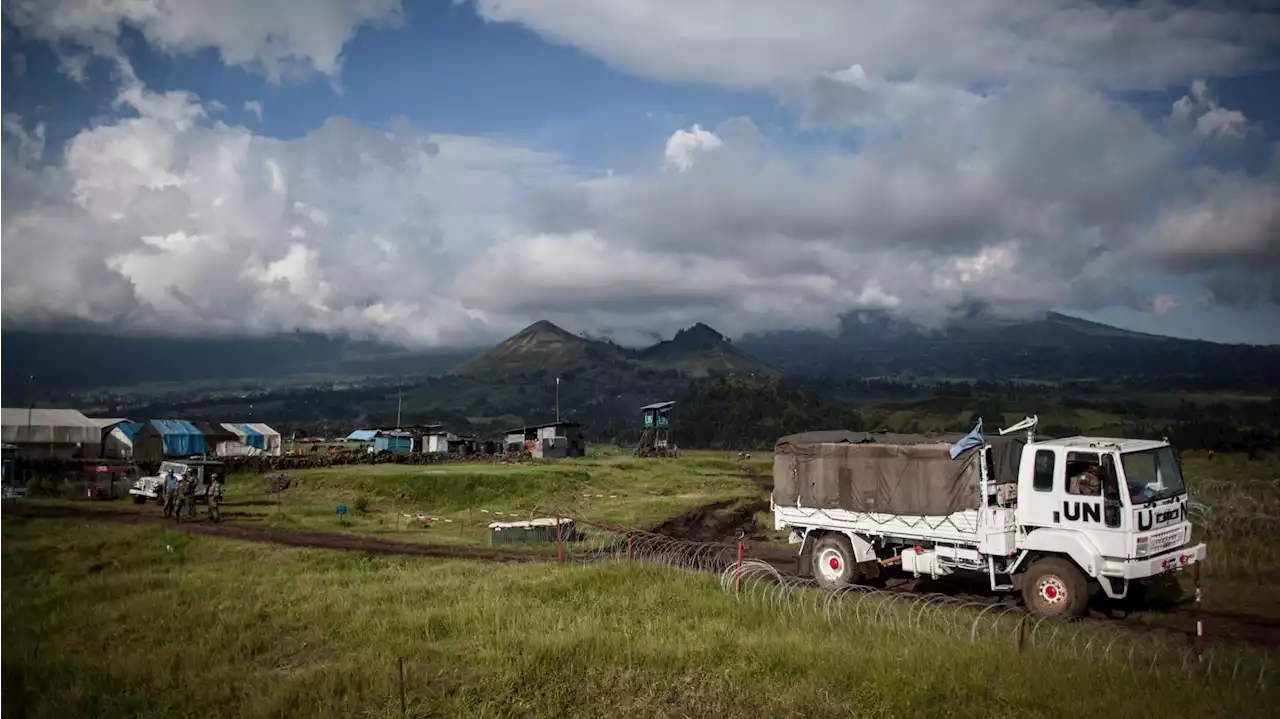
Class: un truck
771,417,1204,618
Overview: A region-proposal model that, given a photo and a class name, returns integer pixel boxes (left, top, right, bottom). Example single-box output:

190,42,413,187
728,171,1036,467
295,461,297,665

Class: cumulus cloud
663,124,723,172
3,1,1279,347
1170,79,1250,140
470,0,1280,91
1,84,571,345
2,0,404,81
244,100,264,122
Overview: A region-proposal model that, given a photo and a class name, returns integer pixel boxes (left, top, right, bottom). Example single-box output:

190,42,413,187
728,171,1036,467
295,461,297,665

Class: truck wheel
812,534,858,590
131,495,146,505
1022,557,1088,619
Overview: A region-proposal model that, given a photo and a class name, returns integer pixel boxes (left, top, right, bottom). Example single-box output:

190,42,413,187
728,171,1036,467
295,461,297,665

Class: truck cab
995,434,1203,614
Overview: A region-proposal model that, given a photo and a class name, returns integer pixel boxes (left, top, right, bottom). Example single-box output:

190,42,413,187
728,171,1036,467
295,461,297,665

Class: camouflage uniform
183,473,197,518
207,476,223,520
174,476,191,521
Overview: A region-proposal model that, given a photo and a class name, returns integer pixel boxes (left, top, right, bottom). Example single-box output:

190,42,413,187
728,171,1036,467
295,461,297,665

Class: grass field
5,448,1278,717
4,518,1276,719
210,449,771,548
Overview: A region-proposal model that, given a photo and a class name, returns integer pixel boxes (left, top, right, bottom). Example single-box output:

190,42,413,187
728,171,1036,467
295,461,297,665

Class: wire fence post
397,657,406,718
735,539,744,595
1194,561,1204,662
556,515,564,566
627,532,633,564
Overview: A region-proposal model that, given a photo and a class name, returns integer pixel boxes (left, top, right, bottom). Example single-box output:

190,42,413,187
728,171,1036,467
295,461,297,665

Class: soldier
162,468,178,518
183,470,197,519
172,473,188,521
207,472,224,522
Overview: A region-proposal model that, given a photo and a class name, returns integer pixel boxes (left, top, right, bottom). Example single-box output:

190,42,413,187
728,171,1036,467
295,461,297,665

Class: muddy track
3,503,548,563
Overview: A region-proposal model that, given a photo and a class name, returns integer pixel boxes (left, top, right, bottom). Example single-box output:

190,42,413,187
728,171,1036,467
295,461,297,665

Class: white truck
771,417,1205,618
129,459,223,504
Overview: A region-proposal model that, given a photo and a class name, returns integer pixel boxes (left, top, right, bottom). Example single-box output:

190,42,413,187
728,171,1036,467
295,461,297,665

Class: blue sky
3,1,1278,346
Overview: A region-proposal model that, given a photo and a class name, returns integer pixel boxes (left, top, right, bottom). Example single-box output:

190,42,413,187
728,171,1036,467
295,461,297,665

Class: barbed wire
507,509,1276,691
716,560,1275,690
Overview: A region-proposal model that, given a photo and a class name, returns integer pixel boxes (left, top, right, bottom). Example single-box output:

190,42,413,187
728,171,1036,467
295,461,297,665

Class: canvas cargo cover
774,441,981,516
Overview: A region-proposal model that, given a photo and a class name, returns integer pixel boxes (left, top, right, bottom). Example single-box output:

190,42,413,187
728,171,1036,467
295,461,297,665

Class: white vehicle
771,417,1205,618
129,459,223,504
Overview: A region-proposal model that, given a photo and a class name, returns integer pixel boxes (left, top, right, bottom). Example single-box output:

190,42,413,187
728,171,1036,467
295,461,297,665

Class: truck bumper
1109,543,1207,580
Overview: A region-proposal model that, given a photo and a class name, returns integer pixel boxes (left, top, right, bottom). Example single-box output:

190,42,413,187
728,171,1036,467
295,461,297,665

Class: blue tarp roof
116,422,143,439
347,429,378,441
228,422,266,450
149,419,206,456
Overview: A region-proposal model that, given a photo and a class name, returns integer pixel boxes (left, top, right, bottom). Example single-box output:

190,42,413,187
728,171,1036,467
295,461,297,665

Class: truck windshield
1120,447,1186,503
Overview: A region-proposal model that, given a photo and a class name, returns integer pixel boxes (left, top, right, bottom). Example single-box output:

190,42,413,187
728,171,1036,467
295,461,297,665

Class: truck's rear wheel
812,534,858,590
1022,557,1088,619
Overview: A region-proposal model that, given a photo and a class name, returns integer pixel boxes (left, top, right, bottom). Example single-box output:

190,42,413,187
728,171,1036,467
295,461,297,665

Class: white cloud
3,2,1279,346
471,0,1280,92
1169,79,1250,140
663,124,723,172
2,0,404,81
1145,294,1181,315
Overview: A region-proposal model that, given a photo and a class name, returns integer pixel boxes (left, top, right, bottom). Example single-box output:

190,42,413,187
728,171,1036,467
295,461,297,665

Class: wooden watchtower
634,401,676,457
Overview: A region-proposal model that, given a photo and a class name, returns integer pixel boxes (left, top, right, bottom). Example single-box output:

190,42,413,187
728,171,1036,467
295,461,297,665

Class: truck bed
773,503,983,545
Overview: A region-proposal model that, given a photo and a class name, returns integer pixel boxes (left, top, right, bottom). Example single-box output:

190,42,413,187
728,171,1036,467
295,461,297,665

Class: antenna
999,415,1038,442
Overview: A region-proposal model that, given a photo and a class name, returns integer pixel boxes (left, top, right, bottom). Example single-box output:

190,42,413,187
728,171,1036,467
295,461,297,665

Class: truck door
1059,450,1127,557
1016,445,1062,528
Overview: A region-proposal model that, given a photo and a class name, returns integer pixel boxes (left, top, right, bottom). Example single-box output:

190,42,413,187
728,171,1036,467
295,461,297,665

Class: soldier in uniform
183,470,197,519
162,468,178,518
207,472,223,522
174,472,191,521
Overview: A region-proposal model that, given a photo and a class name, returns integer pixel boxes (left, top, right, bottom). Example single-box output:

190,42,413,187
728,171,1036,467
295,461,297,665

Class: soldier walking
183,470,197,519
174,473,190,522
207,472,223,522
162,468,178,518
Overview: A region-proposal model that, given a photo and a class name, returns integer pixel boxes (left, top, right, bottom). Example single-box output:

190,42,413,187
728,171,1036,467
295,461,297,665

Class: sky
2,1,1279,348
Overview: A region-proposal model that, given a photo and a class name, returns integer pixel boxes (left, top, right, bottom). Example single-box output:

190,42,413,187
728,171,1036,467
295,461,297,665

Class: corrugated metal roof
346,429,379,441
640,401,676,411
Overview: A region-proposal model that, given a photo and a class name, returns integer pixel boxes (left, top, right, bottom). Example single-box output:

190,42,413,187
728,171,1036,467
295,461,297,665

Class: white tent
1,408,101,458
218,422,284,457
87,418,137,459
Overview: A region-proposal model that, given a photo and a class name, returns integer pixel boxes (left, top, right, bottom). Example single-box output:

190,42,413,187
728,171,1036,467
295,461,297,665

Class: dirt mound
649,499,770,542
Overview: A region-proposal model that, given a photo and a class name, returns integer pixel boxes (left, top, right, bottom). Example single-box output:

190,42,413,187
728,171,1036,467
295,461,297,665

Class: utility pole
396,385,403,429
555,377,561,423
26,375,34,462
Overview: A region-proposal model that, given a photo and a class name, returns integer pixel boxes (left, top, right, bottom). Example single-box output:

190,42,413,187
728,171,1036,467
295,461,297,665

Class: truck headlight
1136,536,1149,557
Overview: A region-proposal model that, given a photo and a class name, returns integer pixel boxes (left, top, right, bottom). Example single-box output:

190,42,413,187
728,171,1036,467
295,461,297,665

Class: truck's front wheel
812,534,857,590
1022,557,1088,619
131,494,146,505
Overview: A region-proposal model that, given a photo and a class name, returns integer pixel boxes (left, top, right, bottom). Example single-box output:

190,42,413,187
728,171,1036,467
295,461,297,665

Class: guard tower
634,401,675,457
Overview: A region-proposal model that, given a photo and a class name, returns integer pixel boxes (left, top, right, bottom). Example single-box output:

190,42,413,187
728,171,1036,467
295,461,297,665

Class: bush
353,496,370,514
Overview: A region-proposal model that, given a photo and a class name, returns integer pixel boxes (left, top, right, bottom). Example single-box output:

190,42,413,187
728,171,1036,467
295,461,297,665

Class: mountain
451,320,774,380
737,310,1280,388
0,328,479,403
639,322,774,377
451,320,630,378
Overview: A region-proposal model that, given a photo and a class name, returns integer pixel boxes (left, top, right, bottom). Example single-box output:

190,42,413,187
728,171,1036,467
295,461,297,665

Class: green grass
195,449,771,548
4,518,1275,719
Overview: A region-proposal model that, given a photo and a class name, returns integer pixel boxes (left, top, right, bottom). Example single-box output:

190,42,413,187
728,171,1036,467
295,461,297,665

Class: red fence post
627,533,633,564
735,540,744,595
556,515,564,566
